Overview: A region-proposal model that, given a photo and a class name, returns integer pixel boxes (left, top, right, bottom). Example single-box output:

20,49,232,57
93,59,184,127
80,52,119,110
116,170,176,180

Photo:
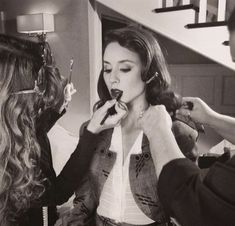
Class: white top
97,126,154,224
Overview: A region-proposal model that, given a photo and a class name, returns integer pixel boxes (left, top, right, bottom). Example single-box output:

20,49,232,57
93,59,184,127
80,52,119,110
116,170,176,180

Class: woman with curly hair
60,26,200,226
0,34,102,226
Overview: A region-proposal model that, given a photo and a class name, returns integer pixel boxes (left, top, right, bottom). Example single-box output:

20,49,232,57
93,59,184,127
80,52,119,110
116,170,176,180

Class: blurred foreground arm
139,105,235,225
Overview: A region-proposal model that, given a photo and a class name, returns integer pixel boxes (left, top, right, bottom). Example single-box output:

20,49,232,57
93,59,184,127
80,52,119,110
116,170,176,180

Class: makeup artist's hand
64,82,77,102
59,83,77,114
87,100,128,134
138,105,172,140
176,97,215,125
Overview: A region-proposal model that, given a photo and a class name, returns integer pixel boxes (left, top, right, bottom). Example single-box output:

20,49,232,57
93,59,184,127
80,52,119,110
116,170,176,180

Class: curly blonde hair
0,34,65,225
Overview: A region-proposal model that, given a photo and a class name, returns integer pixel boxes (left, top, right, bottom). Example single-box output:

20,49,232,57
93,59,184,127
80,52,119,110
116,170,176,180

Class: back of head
0,34,64,224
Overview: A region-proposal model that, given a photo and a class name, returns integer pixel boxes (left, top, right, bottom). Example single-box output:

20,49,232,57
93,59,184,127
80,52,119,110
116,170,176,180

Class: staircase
95,0,234,71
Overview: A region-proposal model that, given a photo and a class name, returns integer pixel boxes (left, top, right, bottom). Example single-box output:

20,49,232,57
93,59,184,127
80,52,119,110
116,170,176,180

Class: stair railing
155,0,227,27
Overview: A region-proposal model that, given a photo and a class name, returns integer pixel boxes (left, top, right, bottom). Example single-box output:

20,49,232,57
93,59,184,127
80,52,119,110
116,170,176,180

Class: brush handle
100,91,123,125
100,112,109,125
100,107,115,125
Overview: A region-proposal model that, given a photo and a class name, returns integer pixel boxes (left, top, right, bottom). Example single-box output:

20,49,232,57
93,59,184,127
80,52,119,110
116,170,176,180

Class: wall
169,64,235,153
1,0,91,135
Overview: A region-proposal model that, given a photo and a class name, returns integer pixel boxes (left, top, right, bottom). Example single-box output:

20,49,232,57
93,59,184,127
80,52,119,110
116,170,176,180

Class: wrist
205,110,220,127
87,122,99,134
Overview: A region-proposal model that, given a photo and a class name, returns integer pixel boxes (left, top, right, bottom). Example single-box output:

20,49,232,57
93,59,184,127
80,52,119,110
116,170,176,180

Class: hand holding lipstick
87,99,128,134
100,90,123,125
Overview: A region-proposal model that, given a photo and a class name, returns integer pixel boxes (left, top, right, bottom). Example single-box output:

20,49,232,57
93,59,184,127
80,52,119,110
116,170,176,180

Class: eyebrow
103,60,135,64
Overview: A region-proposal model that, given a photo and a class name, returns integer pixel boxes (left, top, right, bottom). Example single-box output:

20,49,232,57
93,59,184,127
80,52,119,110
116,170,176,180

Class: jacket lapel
129,134,168,222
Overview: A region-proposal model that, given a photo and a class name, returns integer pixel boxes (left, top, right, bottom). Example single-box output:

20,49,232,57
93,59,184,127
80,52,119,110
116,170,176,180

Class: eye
120,68,131,73
103,68,112,74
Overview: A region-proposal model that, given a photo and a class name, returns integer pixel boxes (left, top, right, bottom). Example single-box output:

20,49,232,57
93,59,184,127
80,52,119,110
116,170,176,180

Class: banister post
166,0,173,7
182,0,190,4
156,0,163,8
217,0,226,21
198,0,207,23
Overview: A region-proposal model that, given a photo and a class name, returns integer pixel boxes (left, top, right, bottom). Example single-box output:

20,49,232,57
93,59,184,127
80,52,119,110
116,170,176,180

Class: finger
104,99,117,108
112,104,128,120
69,84,75,92
105,113,124,126
117,107,128,119
115,102,128,113
99,99,117,114
181,97,196,103
176,108,191,117
64,84,72,95
70,88,77,95
64,85,69,93
66,97,72,102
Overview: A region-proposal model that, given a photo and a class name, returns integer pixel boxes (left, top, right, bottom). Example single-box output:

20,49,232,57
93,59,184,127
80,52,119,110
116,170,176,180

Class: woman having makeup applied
59,26,200,226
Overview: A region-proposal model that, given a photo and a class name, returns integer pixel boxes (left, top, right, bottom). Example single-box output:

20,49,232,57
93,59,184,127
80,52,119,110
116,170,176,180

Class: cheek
130,72,145,91
103,75,111,89
121,74,145,101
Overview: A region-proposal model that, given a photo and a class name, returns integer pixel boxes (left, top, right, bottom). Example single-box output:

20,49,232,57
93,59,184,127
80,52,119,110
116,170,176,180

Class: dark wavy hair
0,34,65,225
97,26,181,113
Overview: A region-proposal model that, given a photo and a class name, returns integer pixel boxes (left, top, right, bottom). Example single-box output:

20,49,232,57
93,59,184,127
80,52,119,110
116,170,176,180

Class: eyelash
103,68,131,74
103,69,111,73
120,68,131,72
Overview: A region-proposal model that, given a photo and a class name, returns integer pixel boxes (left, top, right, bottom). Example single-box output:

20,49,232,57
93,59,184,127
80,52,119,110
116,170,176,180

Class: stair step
185,21,227,29
153,4,199,13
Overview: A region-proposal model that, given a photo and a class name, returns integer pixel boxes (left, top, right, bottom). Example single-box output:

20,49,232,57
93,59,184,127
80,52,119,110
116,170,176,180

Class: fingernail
118,102,127,111
109,99,116,104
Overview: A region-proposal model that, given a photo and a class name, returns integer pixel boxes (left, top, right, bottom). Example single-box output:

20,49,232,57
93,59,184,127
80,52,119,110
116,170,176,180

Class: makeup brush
68,58,74,83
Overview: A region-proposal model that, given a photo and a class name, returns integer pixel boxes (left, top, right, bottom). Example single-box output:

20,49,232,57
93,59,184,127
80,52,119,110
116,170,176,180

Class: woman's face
103,42,145,104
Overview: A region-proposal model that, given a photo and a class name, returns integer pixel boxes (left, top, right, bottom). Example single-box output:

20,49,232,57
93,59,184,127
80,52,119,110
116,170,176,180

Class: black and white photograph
0,0,235,225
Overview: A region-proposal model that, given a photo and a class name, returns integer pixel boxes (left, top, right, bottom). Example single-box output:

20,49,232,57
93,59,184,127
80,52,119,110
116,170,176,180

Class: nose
109,68,119,84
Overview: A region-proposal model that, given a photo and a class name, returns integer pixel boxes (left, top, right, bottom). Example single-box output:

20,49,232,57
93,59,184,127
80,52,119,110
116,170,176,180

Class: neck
121,93,148,131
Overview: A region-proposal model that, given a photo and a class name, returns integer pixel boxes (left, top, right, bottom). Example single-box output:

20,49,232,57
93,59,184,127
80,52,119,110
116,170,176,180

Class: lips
110,89,123,101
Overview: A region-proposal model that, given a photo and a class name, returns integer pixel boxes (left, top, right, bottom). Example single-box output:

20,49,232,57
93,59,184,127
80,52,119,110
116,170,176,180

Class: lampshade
16,13,54,34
